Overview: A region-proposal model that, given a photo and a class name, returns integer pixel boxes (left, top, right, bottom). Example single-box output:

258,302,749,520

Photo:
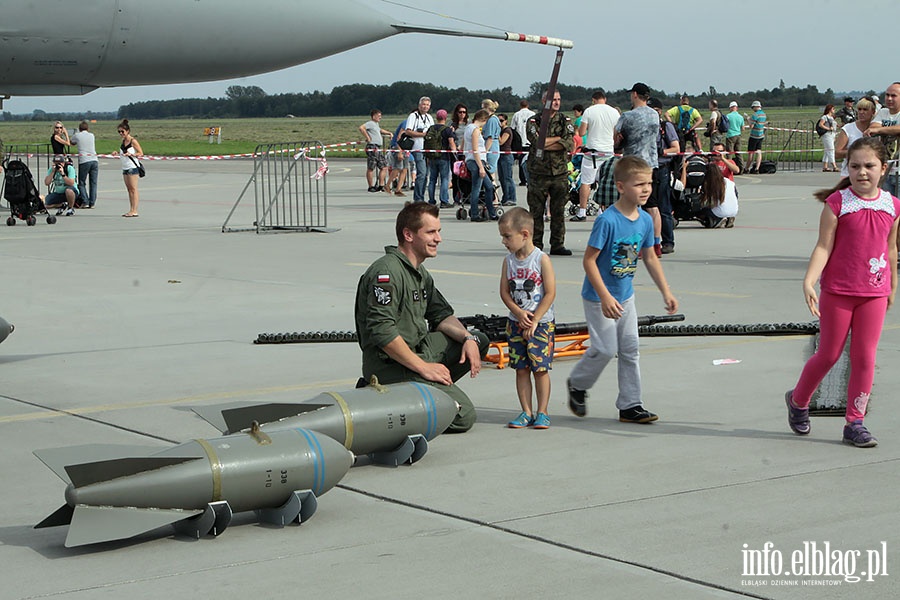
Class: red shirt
713,159,734,182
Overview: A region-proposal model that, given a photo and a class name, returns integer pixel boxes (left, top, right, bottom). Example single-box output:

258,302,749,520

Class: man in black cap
614,83,658,169
836,97,857,126
614,84,663,253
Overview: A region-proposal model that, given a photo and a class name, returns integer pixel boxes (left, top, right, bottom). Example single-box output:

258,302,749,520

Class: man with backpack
403,96,435,202
666,95,704,152
706,100,729,148
424,109,456,208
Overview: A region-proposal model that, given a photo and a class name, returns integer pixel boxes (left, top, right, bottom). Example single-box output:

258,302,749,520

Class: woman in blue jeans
463,109,497,221
497,114,517,205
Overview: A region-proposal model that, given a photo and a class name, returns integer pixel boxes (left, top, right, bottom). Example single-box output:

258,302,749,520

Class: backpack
717,112,730,134
2,159,36,204
423,123,448,159
684,154,708,189
676,106,693,132
510,128,524,153
758,160,777,174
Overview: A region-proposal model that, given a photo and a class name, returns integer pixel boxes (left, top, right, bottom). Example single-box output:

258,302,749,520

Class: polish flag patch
377,274,390,283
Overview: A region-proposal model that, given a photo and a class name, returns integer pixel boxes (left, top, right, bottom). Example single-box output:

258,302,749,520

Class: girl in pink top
786,138,900,447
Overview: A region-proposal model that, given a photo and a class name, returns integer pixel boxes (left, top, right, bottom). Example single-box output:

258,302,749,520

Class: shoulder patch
377,274,390,284
373,285,392,305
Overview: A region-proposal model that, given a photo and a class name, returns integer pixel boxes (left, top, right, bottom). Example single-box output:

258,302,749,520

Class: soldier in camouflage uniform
526,90,575,256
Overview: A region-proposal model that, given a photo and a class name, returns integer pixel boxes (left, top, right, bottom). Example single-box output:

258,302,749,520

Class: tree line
117,81,854,120
4,81,878,122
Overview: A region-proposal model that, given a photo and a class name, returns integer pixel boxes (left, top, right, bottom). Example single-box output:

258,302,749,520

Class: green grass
1,107,826,158
1,116,412,158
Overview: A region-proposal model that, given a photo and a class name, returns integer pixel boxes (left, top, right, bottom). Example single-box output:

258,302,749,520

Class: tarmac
1,156,897,599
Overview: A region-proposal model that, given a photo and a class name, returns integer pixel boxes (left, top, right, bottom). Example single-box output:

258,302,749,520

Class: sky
3,0,891,115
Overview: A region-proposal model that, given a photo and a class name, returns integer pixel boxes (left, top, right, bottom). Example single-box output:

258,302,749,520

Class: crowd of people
355,81,900,449
9,119,145,218
359,87,763,259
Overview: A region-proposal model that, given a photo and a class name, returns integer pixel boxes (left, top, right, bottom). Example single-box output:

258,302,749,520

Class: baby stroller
672,154,716,228
3,159,56,226
673,154,737,228
453,160,503,221
565,159,603,218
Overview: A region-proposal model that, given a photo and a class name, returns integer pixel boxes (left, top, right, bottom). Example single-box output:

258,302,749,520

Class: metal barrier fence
1,144,54,208
222,141,334,233
761,121,817,172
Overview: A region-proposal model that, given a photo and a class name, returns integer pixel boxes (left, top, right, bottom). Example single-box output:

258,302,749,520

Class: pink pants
792,291,888,422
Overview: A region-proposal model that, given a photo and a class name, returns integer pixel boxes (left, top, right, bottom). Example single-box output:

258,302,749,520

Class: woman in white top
834,97,876,178
113,119,144,217
818,104,838,172
463,109,497,222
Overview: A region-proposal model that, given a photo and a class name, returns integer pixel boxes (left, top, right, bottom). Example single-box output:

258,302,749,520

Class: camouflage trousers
526,173,568,250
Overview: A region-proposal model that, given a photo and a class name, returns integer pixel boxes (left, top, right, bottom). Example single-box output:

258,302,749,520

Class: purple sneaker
842,421,878,448
785,390,810,435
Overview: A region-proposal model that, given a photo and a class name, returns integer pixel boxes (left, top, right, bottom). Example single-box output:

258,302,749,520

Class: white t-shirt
580,103,619,153
405,111,434,152
873,107,900,174
510,108,535,148
839,122,866,177
464,123,485,161
712,179,739,218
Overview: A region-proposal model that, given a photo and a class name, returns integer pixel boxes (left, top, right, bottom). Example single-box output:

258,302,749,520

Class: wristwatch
463,334,478,343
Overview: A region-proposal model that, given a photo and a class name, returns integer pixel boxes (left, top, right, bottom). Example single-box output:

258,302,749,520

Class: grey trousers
568,296,642,410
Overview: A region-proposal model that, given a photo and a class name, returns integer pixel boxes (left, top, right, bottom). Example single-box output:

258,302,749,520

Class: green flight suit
355,246,487,432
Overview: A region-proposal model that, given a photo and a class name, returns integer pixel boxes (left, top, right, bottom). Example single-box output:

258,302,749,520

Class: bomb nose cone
0,316,13,345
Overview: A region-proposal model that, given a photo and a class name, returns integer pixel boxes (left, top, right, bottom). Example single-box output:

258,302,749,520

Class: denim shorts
123,168,141,176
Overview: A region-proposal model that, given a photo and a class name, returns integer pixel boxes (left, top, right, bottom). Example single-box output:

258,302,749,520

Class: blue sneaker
533,412,550,429
508,411,534,429
785,390,810,435
842,421,878,448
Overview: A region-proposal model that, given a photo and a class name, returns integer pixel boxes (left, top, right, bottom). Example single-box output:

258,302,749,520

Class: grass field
1,106,826,158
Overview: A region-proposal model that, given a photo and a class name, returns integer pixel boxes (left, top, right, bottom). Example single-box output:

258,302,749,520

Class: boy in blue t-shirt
566,156,678,423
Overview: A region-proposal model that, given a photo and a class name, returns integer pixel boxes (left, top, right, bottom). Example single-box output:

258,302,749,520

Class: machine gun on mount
458,313,687,369
459,313,686,343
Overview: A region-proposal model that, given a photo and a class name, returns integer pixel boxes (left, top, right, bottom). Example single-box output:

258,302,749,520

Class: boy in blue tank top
567,157,679,423
498,207,557,429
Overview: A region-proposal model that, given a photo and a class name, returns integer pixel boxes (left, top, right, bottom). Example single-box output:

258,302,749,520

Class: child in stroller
565,156,604,220
452,159,504,221
674,153,738,228
3,159,57,226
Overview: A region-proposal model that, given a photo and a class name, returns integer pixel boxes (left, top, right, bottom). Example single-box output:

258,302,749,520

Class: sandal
122,213,139,218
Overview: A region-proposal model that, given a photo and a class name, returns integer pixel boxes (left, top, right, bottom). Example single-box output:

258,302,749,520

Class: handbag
398,134,415,151
128,154,146,178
